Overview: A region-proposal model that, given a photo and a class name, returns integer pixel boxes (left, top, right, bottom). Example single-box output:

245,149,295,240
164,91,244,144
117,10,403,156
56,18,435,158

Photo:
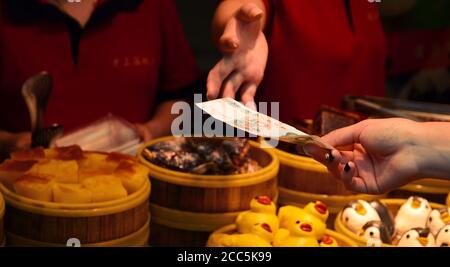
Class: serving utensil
21,71,63,147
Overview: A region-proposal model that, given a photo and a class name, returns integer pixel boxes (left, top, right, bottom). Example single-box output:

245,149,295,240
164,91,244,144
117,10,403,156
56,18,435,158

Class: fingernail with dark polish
325,152,334,163
344,163,351,173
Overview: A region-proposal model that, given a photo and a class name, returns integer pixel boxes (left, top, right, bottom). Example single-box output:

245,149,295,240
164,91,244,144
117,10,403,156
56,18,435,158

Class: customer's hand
207,2,268,109
303,119,429,194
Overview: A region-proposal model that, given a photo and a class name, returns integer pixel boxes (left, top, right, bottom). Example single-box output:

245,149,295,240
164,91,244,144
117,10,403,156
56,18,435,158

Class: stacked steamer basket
138,137,279,247
0,192,4,246
0,146,151,247
273,147,385,229
388,179,450,205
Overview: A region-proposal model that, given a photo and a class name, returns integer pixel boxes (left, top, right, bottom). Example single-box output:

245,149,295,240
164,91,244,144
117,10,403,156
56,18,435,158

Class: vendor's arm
208,0,268,108
414,122,450,179
135,0,201,141
134,100,179,142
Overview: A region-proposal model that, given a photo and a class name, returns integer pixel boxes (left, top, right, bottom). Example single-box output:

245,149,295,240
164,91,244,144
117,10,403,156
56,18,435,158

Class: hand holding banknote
303,118,450,195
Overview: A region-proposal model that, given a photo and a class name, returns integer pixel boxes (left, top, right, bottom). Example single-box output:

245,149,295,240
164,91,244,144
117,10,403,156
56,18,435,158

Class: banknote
195,98,334,150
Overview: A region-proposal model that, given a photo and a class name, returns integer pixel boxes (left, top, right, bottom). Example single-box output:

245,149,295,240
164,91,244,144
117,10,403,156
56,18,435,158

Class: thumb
236,2,264,23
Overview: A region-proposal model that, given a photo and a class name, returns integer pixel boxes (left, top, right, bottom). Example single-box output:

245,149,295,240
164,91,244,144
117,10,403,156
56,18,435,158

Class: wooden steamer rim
207,224,358,247
0,178,151,217
334,199,446,247
400,179,450,195
150,193,279,232
6,216,150,247
138,137,279,188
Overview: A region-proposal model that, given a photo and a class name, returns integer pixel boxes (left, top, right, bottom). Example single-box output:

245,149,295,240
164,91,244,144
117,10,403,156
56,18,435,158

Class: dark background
175,0,220,73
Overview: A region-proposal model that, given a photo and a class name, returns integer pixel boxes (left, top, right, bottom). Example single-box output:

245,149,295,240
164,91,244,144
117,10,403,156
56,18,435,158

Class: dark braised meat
222,138,250,165
143,150,202,172
143,138,260,175
150,139,185,152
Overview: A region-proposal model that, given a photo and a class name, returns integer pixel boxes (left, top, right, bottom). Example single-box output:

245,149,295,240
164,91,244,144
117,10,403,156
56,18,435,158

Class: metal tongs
21,72,64,148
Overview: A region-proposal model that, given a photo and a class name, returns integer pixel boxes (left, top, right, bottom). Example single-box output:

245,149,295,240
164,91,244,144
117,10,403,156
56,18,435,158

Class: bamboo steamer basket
207,224,357,247
0,178,150,247
275,148,351,195
388,179,450,205
334,199,446,247
274,148,385,229
0,192,4,246
6,217,150,247
138,137,279,247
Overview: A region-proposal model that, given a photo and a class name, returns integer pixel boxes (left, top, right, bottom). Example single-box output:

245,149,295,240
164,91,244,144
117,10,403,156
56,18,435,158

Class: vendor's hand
134,123,155,142
302,119,425,195
0,131,31,160
207,2,268,109
13,132,32,151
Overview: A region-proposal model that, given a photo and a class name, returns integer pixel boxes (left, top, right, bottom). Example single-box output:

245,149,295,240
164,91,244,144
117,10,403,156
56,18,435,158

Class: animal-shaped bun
236,196,279,243
395,196,432,236
341,200,380,234
304,201,329,223
272,222,319,247
209,199,342,247
426,208,450,237
249,196,276,214
397,228,435,247
279,205,326,240
358,220,392,245
435,224,450,247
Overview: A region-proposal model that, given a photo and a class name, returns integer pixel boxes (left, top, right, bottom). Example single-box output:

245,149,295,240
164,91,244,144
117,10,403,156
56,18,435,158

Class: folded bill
195,98,334,150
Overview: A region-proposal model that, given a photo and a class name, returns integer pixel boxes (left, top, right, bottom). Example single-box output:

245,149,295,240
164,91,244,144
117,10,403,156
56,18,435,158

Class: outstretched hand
207,2,268,109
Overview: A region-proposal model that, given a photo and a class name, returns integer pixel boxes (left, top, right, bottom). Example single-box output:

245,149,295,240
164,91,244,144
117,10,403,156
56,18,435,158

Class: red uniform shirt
259,0,386,123
0,0,200,132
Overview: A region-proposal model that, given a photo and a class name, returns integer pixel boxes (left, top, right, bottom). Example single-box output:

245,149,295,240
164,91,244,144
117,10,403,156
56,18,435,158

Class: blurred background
175,0,450,104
